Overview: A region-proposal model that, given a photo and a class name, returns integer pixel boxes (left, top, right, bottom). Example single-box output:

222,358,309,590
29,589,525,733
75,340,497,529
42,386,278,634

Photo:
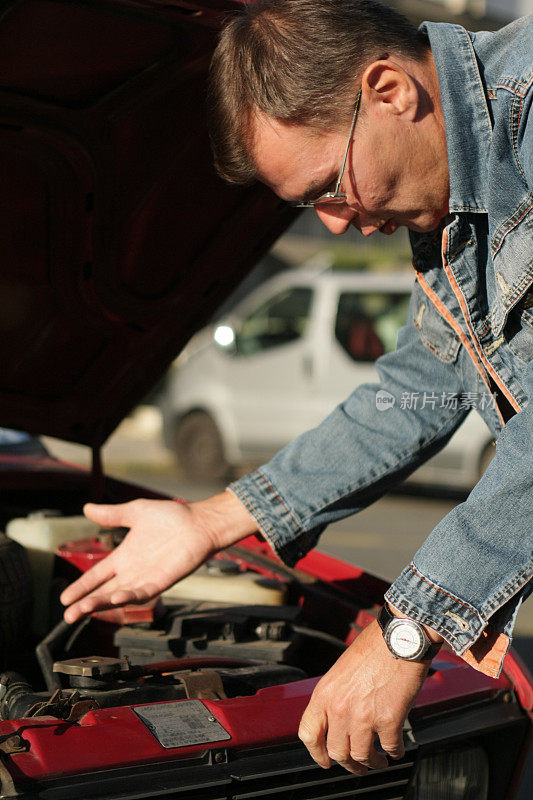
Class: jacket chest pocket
412,281,461,363
490,207,533,363
503,290,533,364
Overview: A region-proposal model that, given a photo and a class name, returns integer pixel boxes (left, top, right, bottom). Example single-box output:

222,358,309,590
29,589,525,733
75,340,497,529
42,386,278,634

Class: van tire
175,411,231,482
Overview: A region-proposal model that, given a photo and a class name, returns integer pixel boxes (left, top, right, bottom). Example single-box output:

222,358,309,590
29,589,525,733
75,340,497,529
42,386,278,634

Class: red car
0,1,531,798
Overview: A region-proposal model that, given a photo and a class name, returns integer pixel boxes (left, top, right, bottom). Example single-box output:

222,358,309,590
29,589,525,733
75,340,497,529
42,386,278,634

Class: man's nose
314,205,356,235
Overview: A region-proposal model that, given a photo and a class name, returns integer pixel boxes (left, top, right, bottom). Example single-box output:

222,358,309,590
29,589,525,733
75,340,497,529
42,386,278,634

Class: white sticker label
133,700,231,749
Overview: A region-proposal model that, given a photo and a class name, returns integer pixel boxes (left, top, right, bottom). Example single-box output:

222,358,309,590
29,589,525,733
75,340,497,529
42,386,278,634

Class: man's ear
362,61,418,121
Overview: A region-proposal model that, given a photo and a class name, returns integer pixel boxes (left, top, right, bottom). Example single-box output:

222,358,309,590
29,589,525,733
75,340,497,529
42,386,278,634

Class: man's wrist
189,490,259,551
387,602,444,646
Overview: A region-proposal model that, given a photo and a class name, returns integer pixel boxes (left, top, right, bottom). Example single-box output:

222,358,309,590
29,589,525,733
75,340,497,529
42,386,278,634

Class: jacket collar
421,22,493,214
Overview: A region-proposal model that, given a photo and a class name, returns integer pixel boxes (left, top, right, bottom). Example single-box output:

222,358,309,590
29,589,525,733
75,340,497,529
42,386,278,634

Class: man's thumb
83,502,128,528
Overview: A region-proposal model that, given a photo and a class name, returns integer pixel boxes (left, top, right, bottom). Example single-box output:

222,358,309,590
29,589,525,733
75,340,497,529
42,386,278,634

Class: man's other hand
298,619,430,774
60,492,256,623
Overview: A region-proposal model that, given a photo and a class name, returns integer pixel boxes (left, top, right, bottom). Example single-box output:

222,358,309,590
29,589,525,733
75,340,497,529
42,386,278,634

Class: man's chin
407,214,446,233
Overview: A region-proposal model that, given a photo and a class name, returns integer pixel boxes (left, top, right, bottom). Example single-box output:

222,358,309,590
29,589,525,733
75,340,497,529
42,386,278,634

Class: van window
235,287,313,356
335,292,409,362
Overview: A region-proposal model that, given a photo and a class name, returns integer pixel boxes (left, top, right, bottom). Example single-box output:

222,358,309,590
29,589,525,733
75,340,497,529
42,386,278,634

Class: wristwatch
378,604,441,662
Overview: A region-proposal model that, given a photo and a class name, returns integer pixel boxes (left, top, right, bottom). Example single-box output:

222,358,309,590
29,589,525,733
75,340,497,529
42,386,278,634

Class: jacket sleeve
386,355,533,677
229,290,470,567
517,69,532,190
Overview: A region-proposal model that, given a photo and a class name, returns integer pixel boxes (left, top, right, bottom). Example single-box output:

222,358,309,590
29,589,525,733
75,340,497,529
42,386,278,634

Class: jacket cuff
227,470,325,567
386,563,511,678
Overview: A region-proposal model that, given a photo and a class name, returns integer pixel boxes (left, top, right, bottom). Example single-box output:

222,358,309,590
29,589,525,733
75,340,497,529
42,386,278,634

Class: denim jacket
230,17,533,678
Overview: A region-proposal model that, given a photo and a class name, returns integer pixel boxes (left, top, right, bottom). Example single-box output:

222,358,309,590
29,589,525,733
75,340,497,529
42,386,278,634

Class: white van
161,269,494,488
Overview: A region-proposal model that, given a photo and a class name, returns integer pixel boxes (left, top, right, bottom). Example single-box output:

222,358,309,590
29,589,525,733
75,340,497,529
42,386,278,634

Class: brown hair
208,0,429,185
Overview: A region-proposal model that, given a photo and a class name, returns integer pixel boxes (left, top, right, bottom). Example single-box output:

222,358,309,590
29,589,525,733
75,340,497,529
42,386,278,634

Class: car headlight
408,745,489,800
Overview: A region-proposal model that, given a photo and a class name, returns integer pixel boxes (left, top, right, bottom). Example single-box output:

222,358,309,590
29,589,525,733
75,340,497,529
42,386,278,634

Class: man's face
251,94,449,237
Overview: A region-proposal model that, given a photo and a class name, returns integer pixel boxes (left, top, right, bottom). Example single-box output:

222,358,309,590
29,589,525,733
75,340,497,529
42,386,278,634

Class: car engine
0,510,360,724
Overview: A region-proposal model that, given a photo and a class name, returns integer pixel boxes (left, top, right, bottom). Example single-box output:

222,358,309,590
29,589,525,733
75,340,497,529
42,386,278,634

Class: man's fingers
60,503,127,611
63,575,165,622
349,747,388,771
63,595,102,623
346,728,387,773
83,502,132,528
64,592,121,623
108,589,138,606
60,554,116,608
326,731,367,776
378,725,406,760
109,582,162,606
63,577,134,622
298,710,331,769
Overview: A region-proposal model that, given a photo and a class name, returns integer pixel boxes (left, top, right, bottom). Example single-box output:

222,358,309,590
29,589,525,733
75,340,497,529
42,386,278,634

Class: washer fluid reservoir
162,559,287,606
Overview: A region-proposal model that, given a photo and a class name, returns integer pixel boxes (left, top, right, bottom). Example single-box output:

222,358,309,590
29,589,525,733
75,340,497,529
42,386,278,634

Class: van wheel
478,441,495,480
175,411,231,481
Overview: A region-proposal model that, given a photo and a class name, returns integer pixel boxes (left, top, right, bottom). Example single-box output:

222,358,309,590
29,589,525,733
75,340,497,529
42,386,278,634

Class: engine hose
35,619,80,692
64,616,91,653
291,624,347,651
0,672,45,721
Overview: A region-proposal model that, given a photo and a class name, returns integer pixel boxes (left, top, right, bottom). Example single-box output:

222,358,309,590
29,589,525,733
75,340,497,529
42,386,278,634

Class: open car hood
0,0,295,448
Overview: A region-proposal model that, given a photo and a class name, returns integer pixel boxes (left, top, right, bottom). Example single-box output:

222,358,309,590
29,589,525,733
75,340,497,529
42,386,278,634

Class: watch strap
377,602,394,633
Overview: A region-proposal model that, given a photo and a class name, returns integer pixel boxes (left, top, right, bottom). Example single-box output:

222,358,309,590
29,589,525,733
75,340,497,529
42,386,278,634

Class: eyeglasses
290,89,362,208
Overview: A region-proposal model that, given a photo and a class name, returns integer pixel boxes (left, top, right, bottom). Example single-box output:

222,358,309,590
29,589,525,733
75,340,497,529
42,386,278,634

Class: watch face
387,621,425,660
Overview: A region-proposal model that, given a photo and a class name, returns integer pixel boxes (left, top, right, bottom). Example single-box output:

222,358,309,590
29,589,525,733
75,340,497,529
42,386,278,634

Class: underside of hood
0,0,296,447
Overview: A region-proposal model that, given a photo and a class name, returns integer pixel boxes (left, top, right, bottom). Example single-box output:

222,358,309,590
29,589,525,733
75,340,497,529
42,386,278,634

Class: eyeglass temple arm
334,89,362,194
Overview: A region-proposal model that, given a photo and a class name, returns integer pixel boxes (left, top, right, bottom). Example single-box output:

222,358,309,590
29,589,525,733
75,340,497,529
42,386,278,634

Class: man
61,0,533,778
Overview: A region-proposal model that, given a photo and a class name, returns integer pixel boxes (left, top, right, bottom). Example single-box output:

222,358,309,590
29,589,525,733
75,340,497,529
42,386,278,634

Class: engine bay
0,498,377,725
0,484,530,800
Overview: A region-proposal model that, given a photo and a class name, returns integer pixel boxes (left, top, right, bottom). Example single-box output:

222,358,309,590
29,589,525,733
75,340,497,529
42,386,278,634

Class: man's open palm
60,493,255,622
